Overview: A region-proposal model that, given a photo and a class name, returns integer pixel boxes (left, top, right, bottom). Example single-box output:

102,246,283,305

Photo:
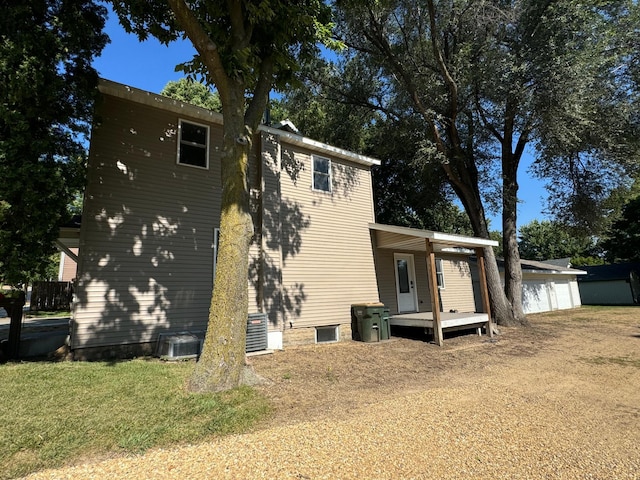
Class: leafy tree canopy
161,78,222,112
0,1,108,286
518,220,596,263
320,0,640,325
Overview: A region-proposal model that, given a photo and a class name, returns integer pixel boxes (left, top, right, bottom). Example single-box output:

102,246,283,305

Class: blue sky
92,7,549,231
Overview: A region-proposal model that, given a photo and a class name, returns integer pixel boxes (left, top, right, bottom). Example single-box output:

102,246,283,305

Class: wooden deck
390,311,489,334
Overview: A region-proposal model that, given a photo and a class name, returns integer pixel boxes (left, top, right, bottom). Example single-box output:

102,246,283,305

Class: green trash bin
351,303,387,342
380,308,391,340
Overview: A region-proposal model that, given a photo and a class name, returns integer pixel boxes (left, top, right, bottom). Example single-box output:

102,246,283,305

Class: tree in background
112,0,334,392
0,1,108,286
280,61,475,235
326,0,639,326
161,77,222,112
517,220,596,263
601,196,640,263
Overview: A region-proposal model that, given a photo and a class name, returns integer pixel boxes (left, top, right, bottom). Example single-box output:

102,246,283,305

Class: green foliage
518,220,596,262
0,1,108,285
112,0,335,106
570,255,605,267
524,1,640,233
0,360,270,479
161,78,222,111
601,195,640,262
331,0,640,234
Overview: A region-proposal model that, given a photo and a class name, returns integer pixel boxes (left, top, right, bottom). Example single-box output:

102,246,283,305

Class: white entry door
394,253,418,313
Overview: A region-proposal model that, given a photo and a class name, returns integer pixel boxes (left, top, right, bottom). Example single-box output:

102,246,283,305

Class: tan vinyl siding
373,248,398,313
259,132,284,330
413,252,433,312
438,254,476,312
73,96,222,349
278,144,379,328
246,131,262,315
374,248,432,314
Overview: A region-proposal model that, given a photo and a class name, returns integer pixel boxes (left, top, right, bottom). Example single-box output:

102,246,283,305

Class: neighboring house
471,258,586,314
63,79,496,359
57,215,81,282
578,263,640,305
58,249,78,282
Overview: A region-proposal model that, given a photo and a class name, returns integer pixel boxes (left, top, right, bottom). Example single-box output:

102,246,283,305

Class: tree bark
188,105,254,392
502,153,528,326
167,0,275,392
447,172,516,326
501,103,528,326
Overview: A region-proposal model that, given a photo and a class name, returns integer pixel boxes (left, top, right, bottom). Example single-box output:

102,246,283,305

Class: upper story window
312,155,331,192
178,119,209,169
436,258,445,289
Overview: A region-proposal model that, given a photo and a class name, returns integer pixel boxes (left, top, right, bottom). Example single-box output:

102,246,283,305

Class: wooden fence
30,281,74,312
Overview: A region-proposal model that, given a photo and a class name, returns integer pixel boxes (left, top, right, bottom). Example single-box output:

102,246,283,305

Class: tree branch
226,0,251,50
167,0,230,101
244,54,275,129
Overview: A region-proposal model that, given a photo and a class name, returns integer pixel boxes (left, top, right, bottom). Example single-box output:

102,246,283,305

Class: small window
315,325,339,343
312,155,331,192
178,119,209,168
436,258,445,289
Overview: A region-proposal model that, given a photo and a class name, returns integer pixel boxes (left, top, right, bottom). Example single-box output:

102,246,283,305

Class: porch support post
425,239,443,346
475,247,494,338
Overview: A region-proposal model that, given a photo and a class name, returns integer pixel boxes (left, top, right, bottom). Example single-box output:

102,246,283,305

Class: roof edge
97,78,381,168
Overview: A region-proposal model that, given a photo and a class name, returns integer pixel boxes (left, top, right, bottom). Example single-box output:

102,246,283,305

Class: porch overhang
369,223,498,252
369,223,497,346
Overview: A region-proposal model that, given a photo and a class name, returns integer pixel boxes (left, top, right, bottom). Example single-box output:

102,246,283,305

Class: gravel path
24,309,640,479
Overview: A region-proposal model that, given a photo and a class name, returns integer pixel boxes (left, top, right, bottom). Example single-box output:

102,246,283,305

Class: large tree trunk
446,167,517,326
502,162,528,326
501,113,528,326
188,108,254,392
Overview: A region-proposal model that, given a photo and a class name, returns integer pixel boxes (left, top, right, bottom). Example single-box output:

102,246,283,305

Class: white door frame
394,253,418,313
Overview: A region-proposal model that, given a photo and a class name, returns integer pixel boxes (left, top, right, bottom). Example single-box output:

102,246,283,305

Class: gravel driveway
24,307,640,479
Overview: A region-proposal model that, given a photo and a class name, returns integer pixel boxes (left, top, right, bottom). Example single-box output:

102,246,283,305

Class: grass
584,355,640,368
25,310,71,319
0,359,271,479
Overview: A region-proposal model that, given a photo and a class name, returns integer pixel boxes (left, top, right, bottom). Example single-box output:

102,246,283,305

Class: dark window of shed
178,119,209,168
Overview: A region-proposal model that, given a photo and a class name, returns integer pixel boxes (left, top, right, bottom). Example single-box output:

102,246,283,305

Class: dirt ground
25,306,640,479
250,307,639,428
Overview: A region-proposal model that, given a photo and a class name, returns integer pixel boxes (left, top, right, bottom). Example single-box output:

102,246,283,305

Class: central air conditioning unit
246,313,268,352
155,331,203,361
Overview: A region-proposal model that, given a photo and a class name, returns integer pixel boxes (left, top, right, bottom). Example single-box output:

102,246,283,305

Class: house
65,79,496,359
471,258,586,314
578,263,640,305
56,215,80,282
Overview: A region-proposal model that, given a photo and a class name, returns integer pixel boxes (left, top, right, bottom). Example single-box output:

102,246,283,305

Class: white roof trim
369,223,498,248
97,78,381,168
260,124,380,167
522,268,587,275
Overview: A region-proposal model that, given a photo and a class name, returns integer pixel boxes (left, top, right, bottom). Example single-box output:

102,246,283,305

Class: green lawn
0,359,270,479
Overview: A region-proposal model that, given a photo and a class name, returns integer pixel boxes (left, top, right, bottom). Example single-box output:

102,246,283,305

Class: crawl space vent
156,332,203,361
